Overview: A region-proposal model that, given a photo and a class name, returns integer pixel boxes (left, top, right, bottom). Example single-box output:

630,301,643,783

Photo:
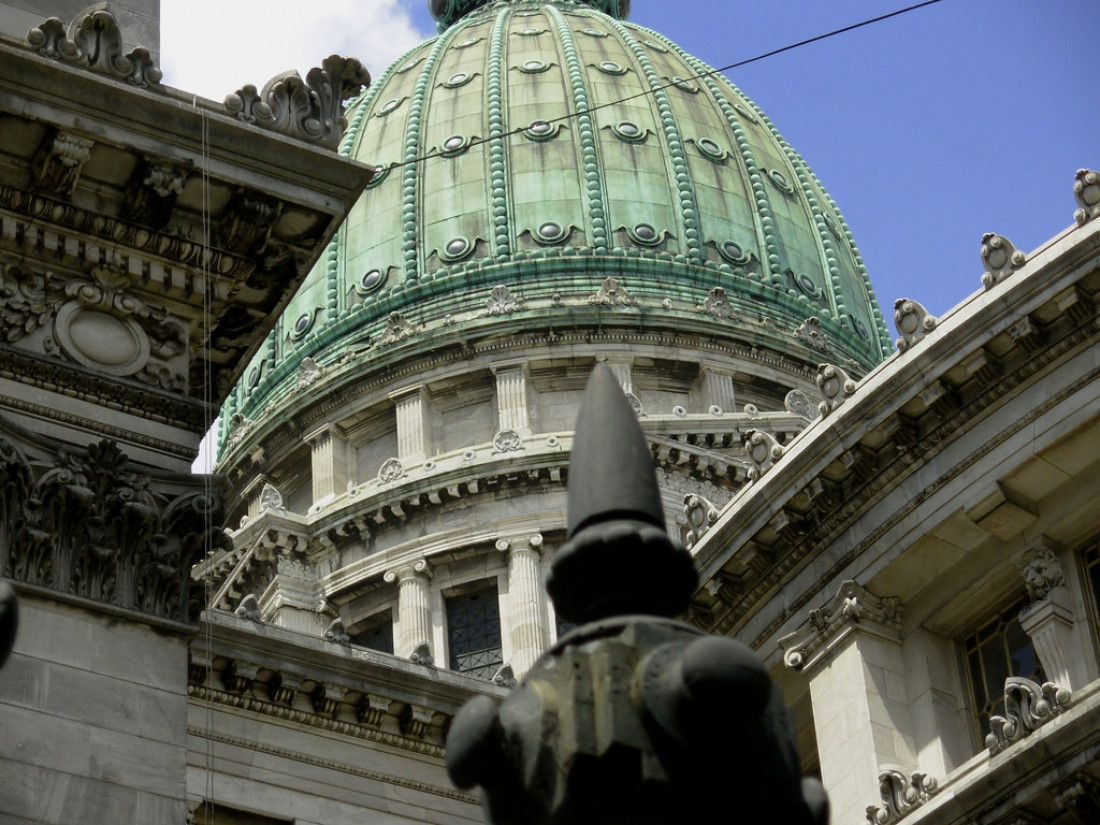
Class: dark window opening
446,583,503,679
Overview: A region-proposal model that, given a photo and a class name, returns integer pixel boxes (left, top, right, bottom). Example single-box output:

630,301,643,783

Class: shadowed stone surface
446,365,827,825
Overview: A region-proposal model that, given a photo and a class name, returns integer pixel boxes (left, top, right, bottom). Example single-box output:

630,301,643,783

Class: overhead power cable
382,0,946,171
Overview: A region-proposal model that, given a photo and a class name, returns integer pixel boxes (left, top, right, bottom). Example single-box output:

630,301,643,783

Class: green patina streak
609,20,703,263
546,5,611,253
487,6,512,258
404,28,461,282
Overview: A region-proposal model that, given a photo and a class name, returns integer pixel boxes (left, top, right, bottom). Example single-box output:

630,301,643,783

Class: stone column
385,560,433,660
305,423,347,508
1017,537,1095,691
498,534,549,677
493,363,531,435
779,581,919,825
699,361,735,413
391,384,433,463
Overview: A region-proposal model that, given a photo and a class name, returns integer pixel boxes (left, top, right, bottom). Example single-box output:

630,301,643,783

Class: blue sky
164,0,1098,338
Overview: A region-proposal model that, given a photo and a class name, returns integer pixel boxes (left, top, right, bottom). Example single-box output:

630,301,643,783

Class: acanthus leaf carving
233,55,370,150
483,285,526,316
778,580,901,671
695,286,742,320
795,317,831,352
1073,169,1100,226
124,158,189,229
865,768,939,825
376,311,417,348
981,233,1027,289
297,356,325,388
0,434,224,623
815,362,858,415
893,298,937,352
589,276,636,306
27,9,162,87
258,483,285,514
985,676,1071,754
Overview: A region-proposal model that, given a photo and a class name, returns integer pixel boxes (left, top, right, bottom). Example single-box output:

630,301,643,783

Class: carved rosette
815,363,858,415
779,580,901,670
378,458,406,484
865,768,939,825
589,276,636,306
1074,169,1100,226
493,429,524,453
981,233,1027,289
783,389,819,421
743,429,784,481
985,676,1071,754
297,357,326,388
893,298,937,352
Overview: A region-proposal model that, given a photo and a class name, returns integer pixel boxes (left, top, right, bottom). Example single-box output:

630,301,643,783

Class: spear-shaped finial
547,365,697,624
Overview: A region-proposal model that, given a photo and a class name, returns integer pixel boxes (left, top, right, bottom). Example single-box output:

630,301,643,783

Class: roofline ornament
226,55,371,150
27,7,162,88
1074,169,1100,226
981,233,1027,289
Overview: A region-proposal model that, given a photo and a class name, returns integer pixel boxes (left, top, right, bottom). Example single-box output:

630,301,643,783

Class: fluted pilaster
391,385,433,463
498,534,548,677
305,423,347,506
493,364,530,434
384,560,434,660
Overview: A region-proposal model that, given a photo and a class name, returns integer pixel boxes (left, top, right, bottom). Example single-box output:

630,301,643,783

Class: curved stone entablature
225,0,892,449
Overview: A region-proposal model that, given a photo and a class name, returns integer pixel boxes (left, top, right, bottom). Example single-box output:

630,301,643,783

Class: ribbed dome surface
225,0,890,435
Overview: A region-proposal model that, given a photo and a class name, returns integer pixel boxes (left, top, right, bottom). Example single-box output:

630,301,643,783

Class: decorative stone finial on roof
865,769,939,825
743,429,784,481
981,233,1026,289
985,676,1071,754
226,55,370,150
27,7,161,88
893,298,937,352
1074,169,1100,226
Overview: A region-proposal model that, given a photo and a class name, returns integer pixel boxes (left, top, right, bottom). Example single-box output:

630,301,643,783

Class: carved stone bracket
695,286,742,320
1054,773,1100,824
30,131,94,197
894,299,937,352
985,676,1071,754
1074,169,1100,226
124,158,188,229
218,189,283,255
409,641,435,666
743,429,784,481
680,493,720,549
27,9,162,87
258,483,285,514
865,768,938,825
225,55,370,150
324,618,351,645
234,593,263,623
795,317,831,352
981,233,1027,289
815,363,858,415
589,276,636,306
492,664,518,688
779,580,901,670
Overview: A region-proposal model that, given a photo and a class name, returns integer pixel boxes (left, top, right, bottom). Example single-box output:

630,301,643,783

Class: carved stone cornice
0,431,226,624
779,581,901,671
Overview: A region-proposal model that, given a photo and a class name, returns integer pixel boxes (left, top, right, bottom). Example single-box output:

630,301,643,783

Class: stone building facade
1,2,1099,825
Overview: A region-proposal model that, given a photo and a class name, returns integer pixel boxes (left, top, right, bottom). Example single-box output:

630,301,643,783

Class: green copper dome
223,0,890,442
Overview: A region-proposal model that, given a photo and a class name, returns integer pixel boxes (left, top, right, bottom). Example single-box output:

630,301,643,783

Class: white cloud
160,0,431,102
